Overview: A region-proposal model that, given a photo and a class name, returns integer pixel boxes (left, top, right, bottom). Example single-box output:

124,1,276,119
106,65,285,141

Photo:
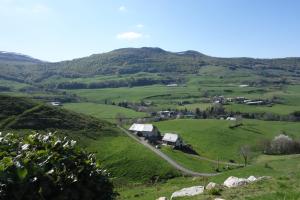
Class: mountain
0,47,300,83
0,51,42,63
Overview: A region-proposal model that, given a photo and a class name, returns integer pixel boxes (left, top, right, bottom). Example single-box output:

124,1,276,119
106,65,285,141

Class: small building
129,123,160,139
158,111,176,118
167,83,178,87
162,133,183,147
246,101,264,105
226,117,236,121
50,101,62,106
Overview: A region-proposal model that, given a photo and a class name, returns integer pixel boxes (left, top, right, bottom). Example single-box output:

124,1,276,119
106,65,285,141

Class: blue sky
0,0,299,61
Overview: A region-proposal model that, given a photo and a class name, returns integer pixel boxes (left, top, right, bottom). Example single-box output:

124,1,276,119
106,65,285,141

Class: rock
214,198,225,200
170,186,204,199
247,175,257,182
206,182,217,190
223,175,271,188
156,197,168,200
223,176,249,188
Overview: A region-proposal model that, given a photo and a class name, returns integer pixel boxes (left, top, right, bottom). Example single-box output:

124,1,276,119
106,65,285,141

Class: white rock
215,198,225,200
156,197,168,200
171,186,204,199
223,176,249,188
247,176,257,182
206,182,217,190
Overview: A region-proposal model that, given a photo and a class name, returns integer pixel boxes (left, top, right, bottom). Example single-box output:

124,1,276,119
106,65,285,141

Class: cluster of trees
0,86,10,92
261,134,300,155
0,132,116,200
55,77,177,89
239,111,300,122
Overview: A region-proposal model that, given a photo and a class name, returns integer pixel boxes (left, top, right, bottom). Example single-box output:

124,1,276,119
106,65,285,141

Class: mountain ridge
0,47,300,83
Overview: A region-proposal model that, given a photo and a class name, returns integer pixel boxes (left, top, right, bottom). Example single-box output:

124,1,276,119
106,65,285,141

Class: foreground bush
0,132,116,200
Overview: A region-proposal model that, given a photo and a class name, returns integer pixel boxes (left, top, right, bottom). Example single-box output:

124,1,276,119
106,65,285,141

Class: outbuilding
162,133,183,147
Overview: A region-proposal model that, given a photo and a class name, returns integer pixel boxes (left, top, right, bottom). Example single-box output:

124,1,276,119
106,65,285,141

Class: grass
225,104,299,115
79,134,179,184
64,102,147,123
161,146,233,173
118,154,300,200
0,95,178,184
154,119,300,162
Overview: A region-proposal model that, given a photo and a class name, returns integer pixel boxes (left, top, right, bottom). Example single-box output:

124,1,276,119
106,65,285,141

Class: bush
262,134,300,155
0,132,116,200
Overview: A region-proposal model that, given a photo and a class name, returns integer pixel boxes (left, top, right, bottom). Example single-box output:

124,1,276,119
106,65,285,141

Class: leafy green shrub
0,132,116,200
207,187,222,196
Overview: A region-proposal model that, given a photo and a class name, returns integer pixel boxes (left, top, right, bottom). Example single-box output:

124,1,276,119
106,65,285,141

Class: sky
0,0,300,61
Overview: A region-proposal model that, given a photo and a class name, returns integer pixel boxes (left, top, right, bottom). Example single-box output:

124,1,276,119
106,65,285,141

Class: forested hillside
1,48,300,84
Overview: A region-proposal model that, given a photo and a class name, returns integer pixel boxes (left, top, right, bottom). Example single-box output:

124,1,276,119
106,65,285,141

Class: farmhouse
129,123,160,139
162,133,183,147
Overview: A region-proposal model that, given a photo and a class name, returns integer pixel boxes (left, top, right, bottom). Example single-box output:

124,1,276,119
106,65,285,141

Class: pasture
155,119,300,162
64,102,147,123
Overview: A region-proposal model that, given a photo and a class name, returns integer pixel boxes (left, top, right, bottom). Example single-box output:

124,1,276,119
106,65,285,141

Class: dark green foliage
0,132,116,200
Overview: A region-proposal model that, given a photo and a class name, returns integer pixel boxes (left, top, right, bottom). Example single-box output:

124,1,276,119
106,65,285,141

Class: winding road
118,126,230,177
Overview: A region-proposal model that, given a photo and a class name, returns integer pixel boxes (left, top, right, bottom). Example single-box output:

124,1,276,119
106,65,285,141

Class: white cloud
119,6,127,12
116,32,143,41
136,24,144,28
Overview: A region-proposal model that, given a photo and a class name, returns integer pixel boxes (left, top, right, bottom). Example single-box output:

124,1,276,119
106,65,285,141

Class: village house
129,123,160,140
162,133,183,147
158,110,177,119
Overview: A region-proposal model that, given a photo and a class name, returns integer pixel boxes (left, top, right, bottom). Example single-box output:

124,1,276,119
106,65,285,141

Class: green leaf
1,157,13,168
17,168,28,180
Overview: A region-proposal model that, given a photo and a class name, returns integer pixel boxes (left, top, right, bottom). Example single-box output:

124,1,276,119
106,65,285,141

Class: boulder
206,182,217,190
247,175,257,182
170,186,204,199
223,176,249,188
156,197,168,200
215,198,225,200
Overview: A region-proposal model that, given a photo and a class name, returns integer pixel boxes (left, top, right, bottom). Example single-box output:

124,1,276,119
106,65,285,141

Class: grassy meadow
64,102,147,123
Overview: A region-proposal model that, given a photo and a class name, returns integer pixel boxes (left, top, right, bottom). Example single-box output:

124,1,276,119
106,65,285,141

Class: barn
129,123,160,140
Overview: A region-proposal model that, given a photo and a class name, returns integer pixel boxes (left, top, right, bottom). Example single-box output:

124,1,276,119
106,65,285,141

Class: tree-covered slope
1,47,300,83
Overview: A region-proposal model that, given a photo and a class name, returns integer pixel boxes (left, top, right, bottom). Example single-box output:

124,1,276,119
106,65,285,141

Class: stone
206,182,217,190
156,197,168,200
171,186,204,199
223,176,249,188
247,175,257,182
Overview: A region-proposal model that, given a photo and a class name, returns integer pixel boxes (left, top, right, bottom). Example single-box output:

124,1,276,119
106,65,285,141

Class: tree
239,145,251,166
116,113,126,126
0,132,116,200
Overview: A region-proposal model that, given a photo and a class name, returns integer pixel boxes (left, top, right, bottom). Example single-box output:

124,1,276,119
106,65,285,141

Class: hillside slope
0,95,178,183
1,47,300,83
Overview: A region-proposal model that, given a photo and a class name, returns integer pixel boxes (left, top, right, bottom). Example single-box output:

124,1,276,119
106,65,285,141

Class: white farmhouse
162,133,183,147
129,123,160,139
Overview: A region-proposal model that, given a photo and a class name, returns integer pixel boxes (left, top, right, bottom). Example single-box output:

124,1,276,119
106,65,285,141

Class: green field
118,154,300,200
225,104,299,115
155,119,300,162
64,102,147,123
79,134,179,184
